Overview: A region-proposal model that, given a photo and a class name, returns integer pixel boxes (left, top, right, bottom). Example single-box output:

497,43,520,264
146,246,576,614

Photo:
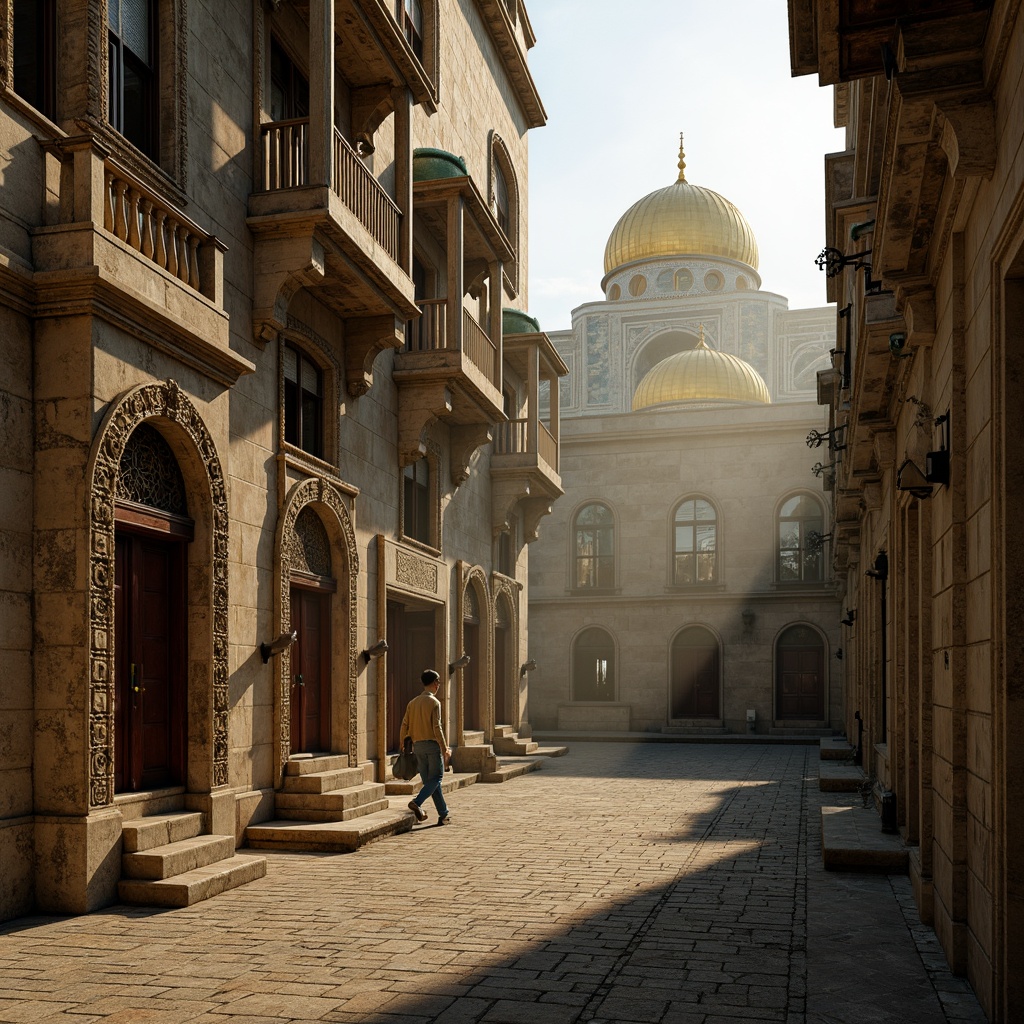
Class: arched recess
774,622,828,722
456,564,491,741
572,626,616,701
87,379,229,807
492,576,520,728
276,477,359,778
489,132,521,292
670,624,722,719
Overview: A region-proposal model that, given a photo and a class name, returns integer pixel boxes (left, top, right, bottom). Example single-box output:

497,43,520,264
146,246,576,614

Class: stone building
788,1,1024,1019
0,0,560,919
527,146,843,737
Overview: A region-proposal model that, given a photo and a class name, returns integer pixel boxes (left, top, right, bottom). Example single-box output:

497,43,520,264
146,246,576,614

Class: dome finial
697,322,707,348
677,133,687,183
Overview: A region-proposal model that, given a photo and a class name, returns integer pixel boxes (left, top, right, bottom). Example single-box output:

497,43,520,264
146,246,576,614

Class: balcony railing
493,418,558,471
405,300,499,390
260,119,401,263
104,167,218,298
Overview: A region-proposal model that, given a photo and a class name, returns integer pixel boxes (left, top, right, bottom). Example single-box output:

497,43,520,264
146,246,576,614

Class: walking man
400,669,453,825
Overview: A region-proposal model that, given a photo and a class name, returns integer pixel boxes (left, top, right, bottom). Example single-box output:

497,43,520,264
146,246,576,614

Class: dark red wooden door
494,626,509,725
114,533,186,792
777,645,825,720
290,588,331,753
386,603,435,751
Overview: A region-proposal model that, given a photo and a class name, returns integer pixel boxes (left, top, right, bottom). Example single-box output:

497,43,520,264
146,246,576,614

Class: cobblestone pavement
0,743,987,1024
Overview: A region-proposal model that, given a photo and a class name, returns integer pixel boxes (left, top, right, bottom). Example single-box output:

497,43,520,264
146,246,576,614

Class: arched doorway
572,627,615,701
462,583,483,731
671,626,720,719
288,507,334,754
113,423,192,792
494,594,512,725
776,624,826,720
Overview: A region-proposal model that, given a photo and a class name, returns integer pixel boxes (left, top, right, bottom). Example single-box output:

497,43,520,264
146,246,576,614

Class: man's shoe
437,814,450,825
408,800,427,822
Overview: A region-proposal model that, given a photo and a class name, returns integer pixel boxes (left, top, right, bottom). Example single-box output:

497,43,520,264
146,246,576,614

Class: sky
524,0,847,332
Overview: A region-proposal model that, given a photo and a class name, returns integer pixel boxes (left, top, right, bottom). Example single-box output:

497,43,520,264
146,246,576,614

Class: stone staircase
492,725,569,759
245,754,413,853
118,810,266,908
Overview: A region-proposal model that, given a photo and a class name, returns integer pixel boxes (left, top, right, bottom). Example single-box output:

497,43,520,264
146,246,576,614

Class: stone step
276,797,390,823
662,725,728,735
284,754,350,777
770,727,835,737
122,834,237,881
462,730,486,746
274,782,387,816
481,757,545,784
532,745,569,758
246,807,413,853
282,766,367,794
492,724,517,739
118,854,266,908
821,804,909,872
820,737,855,761
384,771,479,797
819,763,868,792
492,734,540,756
122,811,204,854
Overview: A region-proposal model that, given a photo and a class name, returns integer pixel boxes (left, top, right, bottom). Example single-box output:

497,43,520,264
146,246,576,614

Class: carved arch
87,379,229,806
276,477,360,778
456,563,491,742
489,131,521,293
491,573,521,727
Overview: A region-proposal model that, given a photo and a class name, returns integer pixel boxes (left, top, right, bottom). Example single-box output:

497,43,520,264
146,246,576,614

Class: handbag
393,737,419,781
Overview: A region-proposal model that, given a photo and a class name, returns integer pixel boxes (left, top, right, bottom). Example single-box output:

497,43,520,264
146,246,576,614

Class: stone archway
276,477,360,778
492,575,520,727
456,563,490,741
87,379,229,807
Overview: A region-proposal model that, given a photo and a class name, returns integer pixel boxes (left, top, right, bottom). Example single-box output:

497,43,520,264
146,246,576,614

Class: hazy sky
524,0,846,332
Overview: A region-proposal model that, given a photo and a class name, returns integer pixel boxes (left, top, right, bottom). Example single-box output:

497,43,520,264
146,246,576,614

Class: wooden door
386,603,436,751
114,533,186,792
776,630,825,720
463,621,481,730
671,634,720,719
290,587,331,753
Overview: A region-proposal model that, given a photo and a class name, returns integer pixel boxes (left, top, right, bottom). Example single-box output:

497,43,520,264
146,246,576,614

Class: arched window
673,498,717,584
490,134,520,289
573,627,615,701
574,504,614,590
778,494,825,582
671,626,720,719
109,0,158,157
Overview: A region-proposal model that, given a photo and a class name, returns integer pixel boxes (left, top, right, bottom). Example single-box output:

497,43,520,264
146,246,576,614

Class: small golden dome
632,334,771,410
605,138,759,276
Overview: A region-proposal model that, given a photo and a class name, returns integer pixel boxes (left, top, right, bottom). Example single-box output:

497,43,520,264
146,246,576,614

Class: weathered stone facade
789,1,1024,1019
0,0,560,920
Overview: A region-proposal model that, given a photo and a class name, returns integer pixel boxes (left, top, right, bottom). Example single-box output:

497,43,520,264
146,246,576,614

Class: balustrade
462,309,499,388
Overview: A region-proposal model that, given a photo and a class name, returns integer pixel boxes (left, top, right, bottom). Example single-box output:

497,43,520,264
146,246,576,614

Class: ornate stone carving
87,379,229,806
276,477,360,776
396,549,439,593
291,506,332,577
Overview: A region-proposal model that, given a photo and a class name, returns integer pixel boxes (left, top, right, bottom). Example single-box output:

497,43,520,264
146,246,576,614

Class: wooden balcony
394,300,505,476
249,121,416,392
490,327,569,541
32,135,251,386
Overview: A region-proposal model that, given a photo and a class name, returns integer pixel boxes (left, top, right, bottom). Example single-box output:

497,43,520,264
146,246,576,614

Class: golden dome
604,139,759,276
632,334,771,410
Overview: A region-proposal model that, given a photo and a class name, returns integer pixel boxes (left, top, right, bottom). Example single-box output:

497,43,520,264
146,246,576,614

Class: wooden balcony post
549,360,561,470
308,0,335,188
393,86,413,276
489,259,503,392
446,195,464,351
527,343,539,455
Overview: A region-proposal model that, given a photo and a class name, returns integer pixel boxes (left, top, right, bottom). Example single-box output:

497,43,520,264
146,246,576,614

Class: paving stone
0,743,987,1024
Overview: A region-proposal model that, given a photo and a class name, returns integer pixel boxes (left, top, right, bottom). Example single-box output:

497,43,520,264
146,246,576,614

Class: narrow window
574,504,614,589
108,0,158,158
778,495,824,582
13,0,57,118
270,37,309,122
400,0,424,60
674,499,717,584
284,344,324,459
403,458,431,545
494,162,510,236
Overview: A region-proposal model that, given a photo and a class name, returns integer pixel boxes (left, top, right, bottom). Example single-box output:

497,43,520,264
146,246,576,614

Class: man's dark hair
421,669,440,685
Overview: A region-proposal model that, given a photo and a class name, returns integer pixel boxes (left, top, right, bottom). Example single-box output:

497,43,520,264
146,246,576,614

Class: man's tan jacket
399,689,448,751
